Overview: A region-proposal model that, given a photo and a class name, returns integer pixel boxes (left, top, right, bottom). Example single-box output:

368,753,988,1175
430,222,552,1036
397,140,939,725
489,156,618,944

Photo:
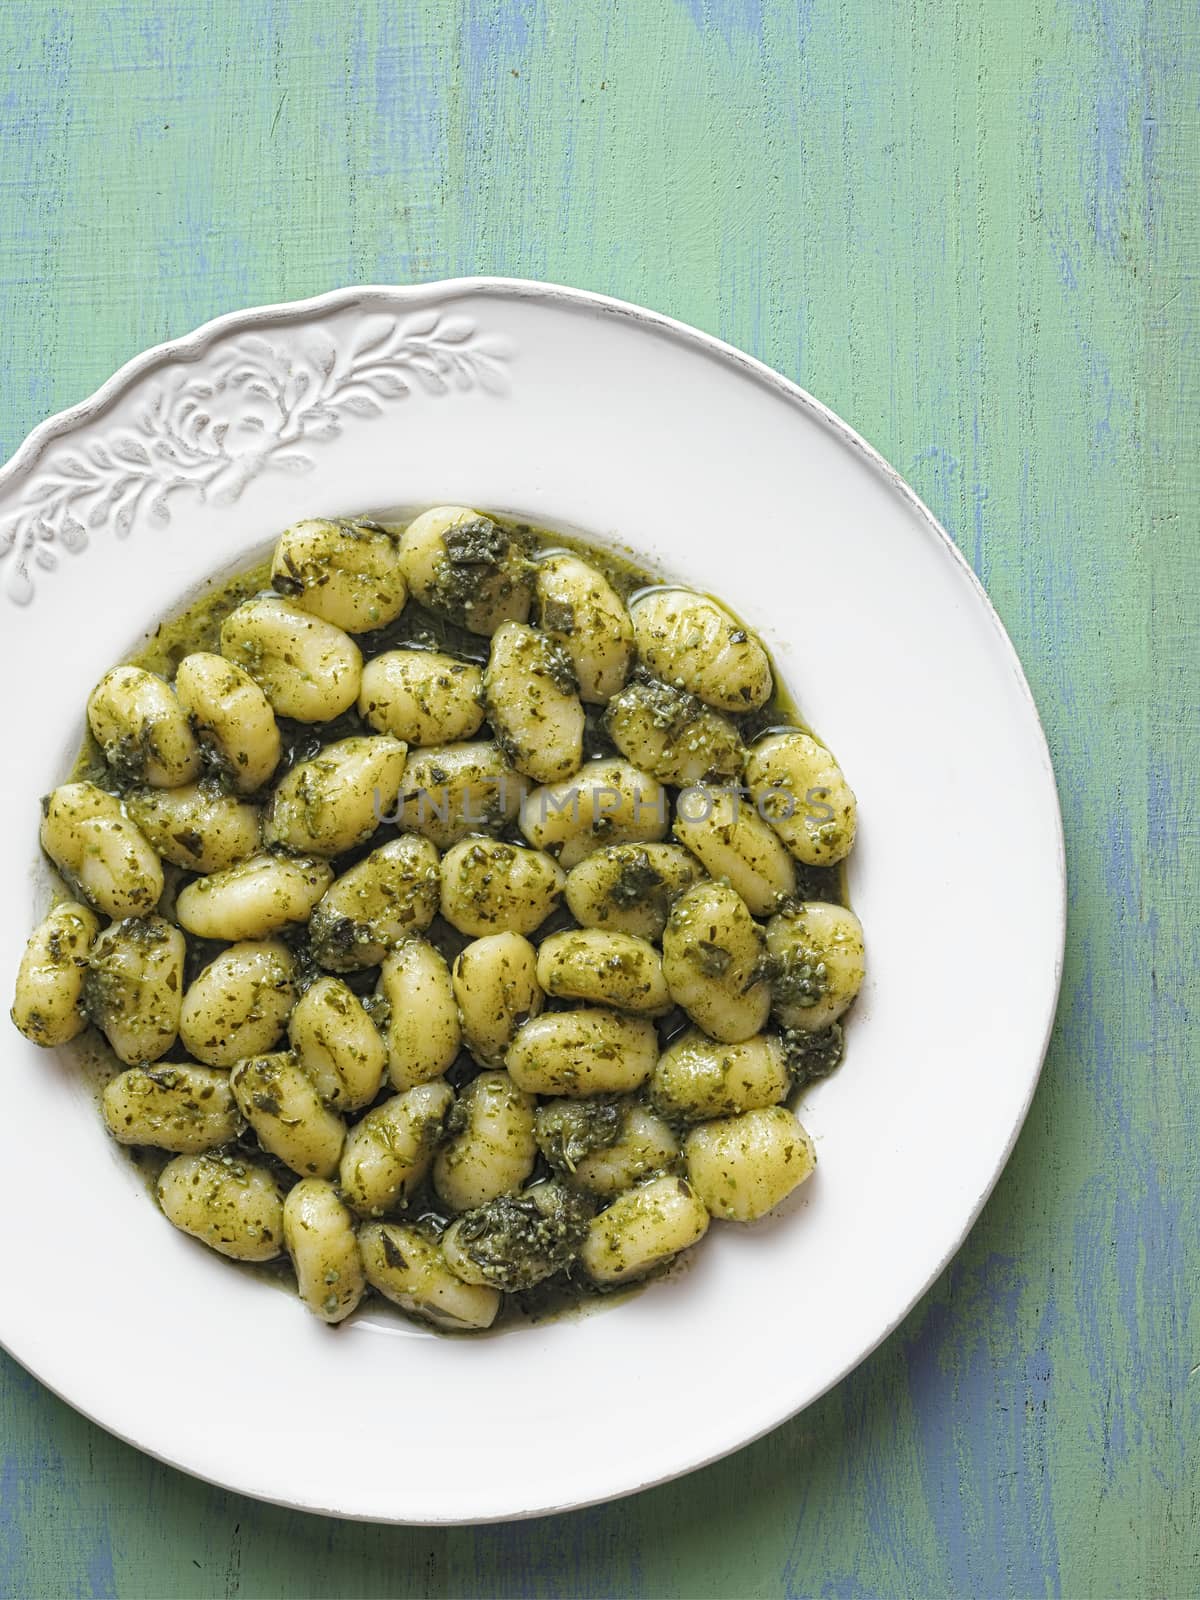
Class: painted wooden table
0,3,1194,1596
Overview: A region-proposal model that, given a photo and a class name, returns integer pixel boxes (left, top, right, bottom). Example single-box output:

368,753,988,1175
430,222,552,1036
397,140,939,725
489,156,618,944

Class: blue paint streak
903,1255,1062,1598
678,0,765,46
465,0,541,62
1070,0,1138,254
79,1522,118,1600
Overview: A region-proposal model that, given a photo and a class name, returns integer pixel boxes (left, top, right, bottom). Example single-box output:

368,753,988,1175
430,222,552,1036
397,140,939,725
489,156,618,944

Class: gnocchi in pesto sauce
11,508,863,1334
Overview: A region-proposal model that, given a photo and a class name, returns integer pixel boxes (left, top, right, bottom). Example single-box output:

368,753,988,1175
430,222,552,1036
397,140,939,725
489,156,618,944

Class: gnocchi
87,666,201,787
15,506,862,1336
396,740,525,848
452,932,544,1067
339,1081,454,1217
102,1063,243,1152
157,1153,285,1262
661,880,771,1043
125,782,261,873
83,916,185,1066
744,731,858,866
506,1009,658,1096
220,596,363,722
377,939,462,1089
484,620,584,782
287,977,387,1111
398,505,533,635
629,589,772,712
519,757,669,868
439,836,565,937
563,842,702,940
11,901,99,1046
581,1175,710,1285
178,939,296,1067
442,1181,592,1291
535,928,671,1015
432,1070,538,1212
40,783,164,920
308,834,440,970
605,675,744,785
230,1052,347,1179
283,1179,367,1323
174,652,282,794
533,552,634,703
174,853,333,940
684,1105,816,1222
538,1096,679,1197
271,517,408,633
672,786,795,916
358,649,485,746
765,901,866,1031
264,735,407,857
651,1027,789,1122
360,1222,501,1330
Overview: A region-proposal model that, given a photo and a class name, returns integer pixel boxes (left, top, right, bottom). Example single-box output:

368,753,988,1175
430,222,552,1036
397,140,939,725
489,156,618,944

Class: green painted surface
0,2,1195,1595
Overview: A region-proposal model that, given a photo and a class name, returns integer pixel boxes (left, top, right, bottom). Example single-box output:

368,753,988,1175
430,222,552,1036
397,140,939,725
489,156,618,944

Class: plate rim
0,278,1067,1523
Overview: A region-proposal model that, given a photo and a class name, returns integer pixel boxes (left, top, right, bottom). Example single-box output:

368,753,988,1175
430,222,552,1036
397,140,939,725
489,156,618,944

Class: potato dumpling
533,551,634,704
87,665,201,787
102,1063,243,1152
264,735,407,857
484,620,584,783
673,787,795,916
178,939,296,1067
452,932,544,1067
339,1081,454,1217
765,902,866,1031
174,652,282,794
125,782,261,873
684,1105,816,1221
11,901,100,1046
661,880,770,1043
506,1009,658,1096
537,1096,679,1197
288,977,387,1111
441,1181,592,1291
651,1028,789,1122
398,506,533,635
563,842,703,941
519,757,668,868
40,783,164,920
432,1070,538,1213
630,589,772,712
605,676,744,785
397,741,525,848
220,596,362,722
358,649,484,746
360,1222,501,1331
174,853,332,941
439,837,565,937
83,916,185,1066
581,1174,710,1285
157,1153,285,1262
271,517,408,633
377,939,461,1089
744,731,858,867
535,929,671,1015
283,1179,366,1323
308,835,440,970
230,1052,346,1179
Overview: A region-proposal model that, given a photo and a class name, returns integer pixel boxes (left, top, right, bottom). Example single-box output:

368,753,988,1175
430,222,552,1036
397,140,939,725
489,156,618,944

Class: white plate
0,281,1065,1523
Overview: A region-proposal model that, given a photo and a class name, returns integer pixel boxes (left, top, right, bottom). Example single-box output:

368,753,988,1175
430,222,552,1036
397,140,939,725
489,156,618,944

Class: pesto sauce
58,512,852,1334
